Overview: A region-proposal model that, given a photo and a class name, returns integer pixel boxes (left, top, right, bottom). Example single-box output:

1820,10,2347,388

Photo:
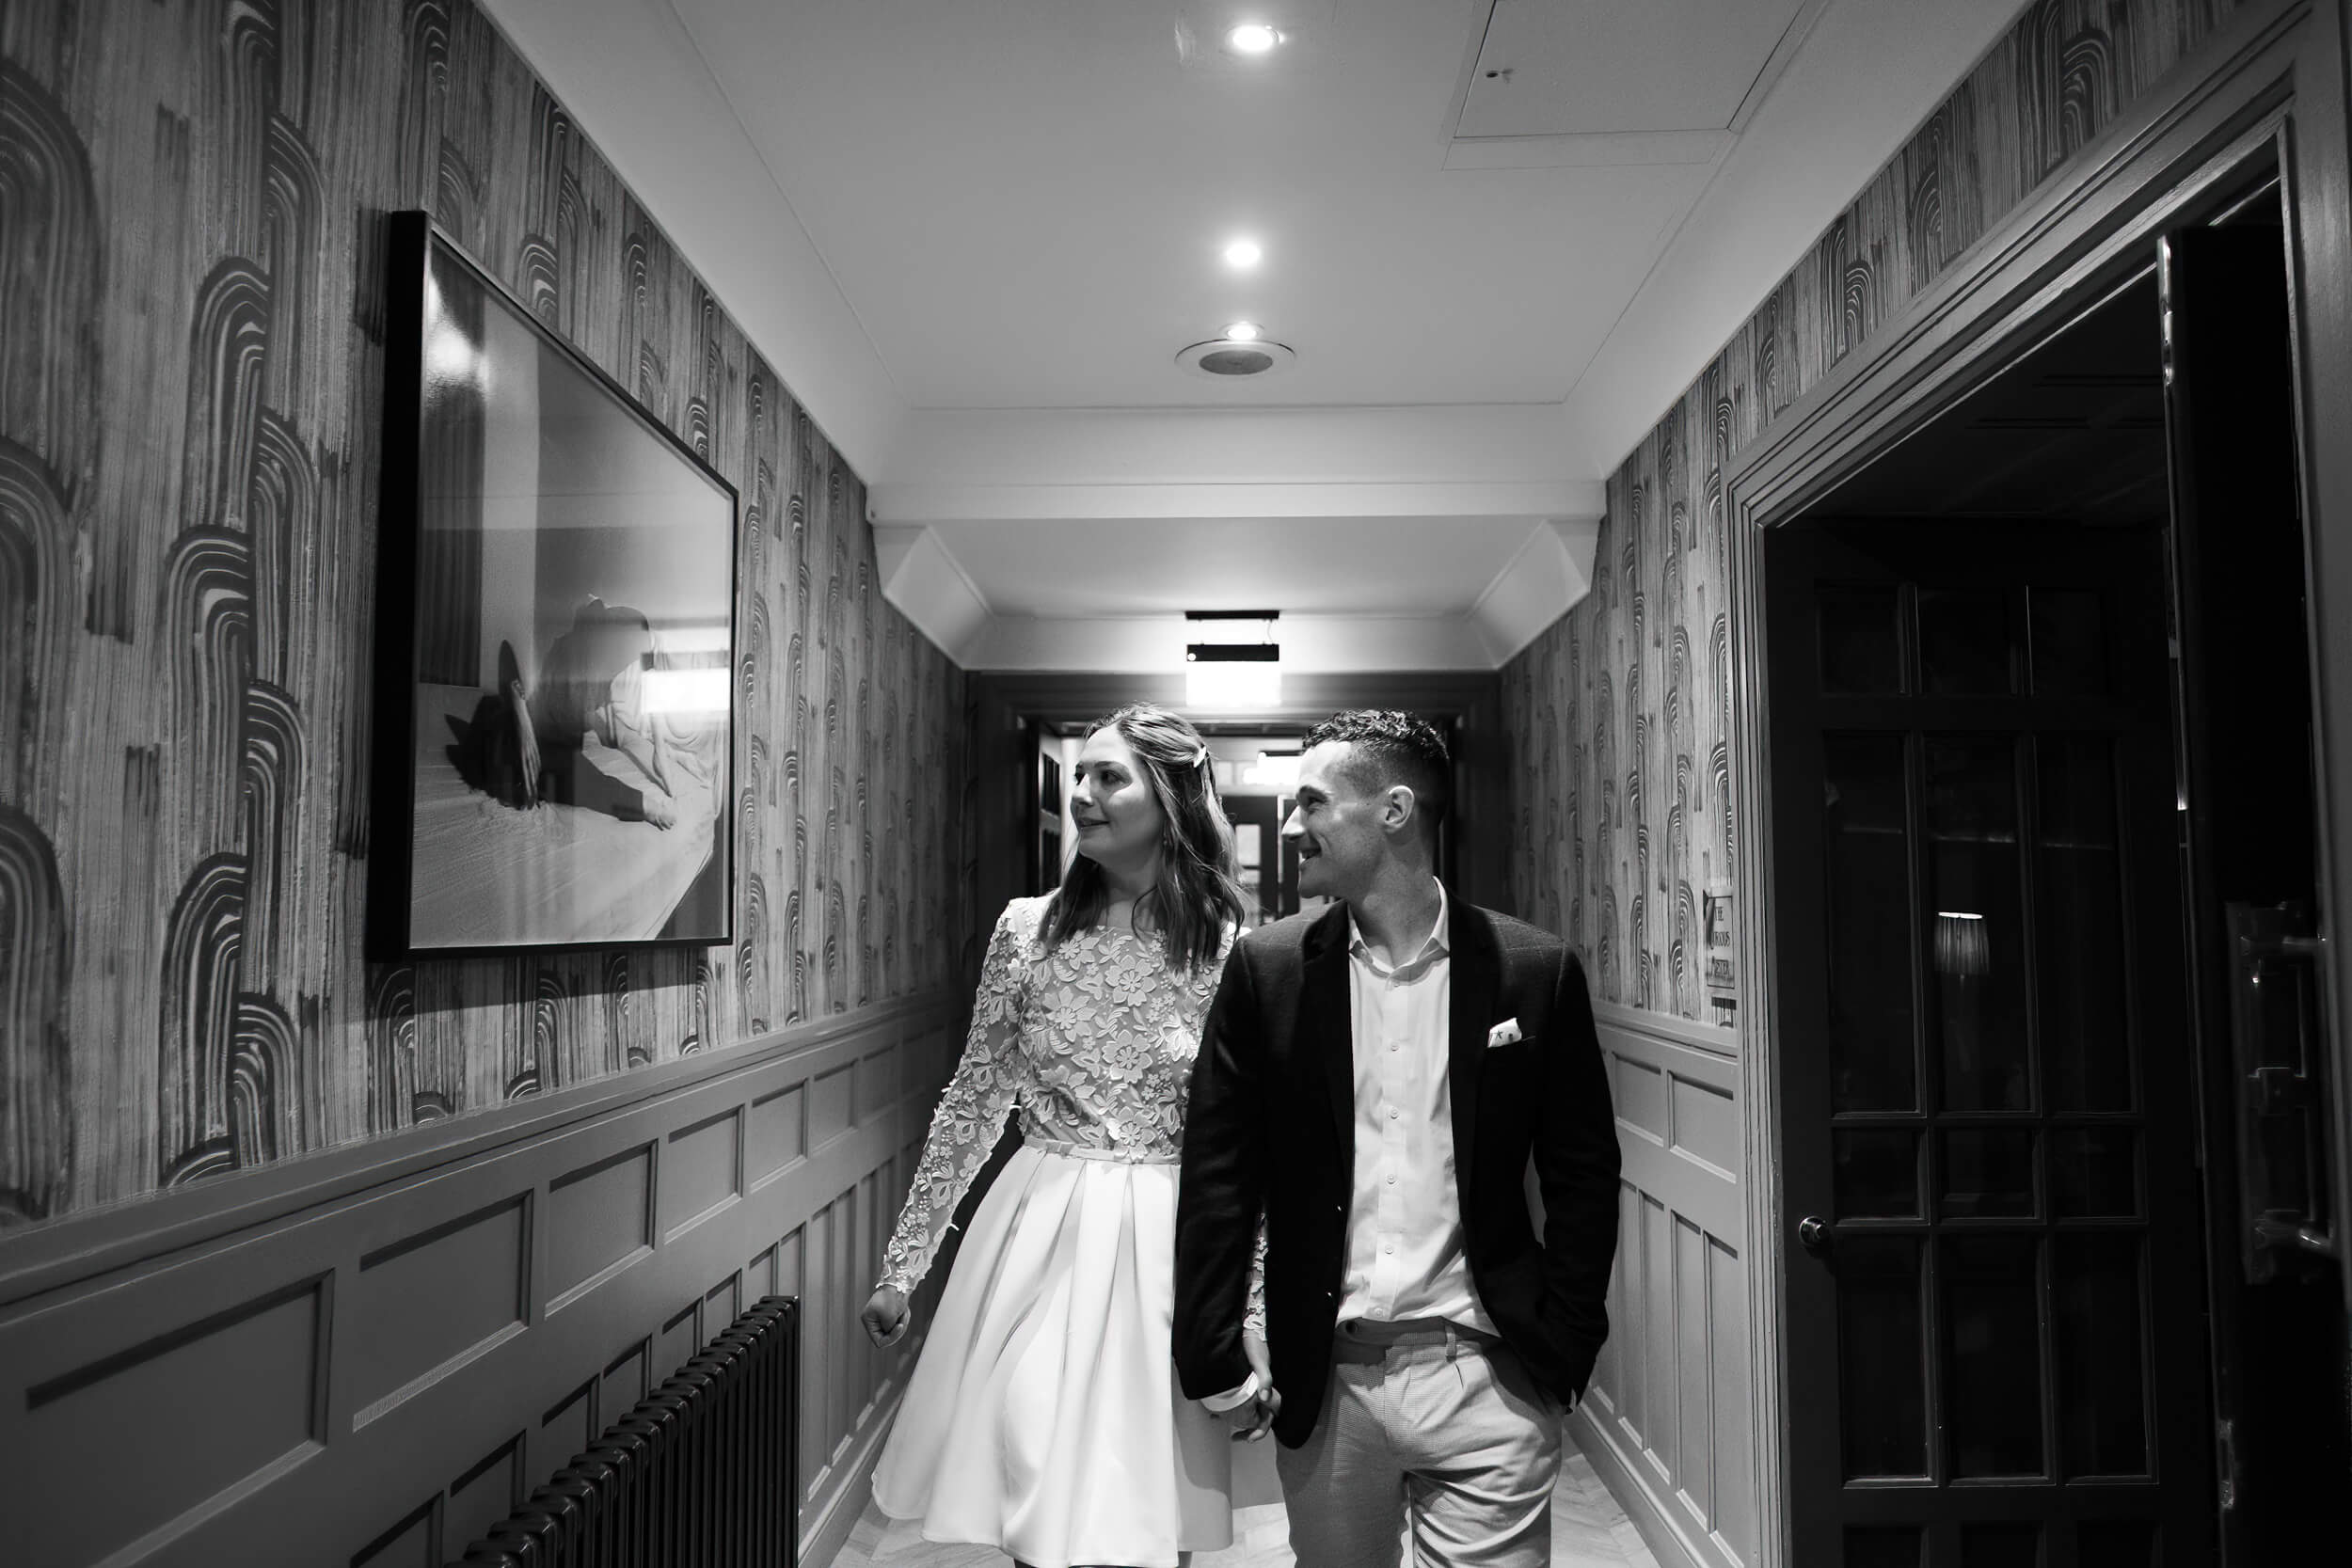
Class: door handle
2228,902,2339,1278
1797,1215,1831,1255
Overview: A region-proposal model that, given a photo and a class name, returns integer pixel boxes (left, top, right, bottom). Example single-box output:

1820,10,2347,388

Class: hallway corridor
12,3,2352,1564
831,1441,1663,1568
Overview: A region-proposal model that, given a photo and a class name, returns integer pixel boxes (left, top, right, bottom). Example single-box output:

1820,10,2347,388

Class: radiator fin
452,1295,799,1566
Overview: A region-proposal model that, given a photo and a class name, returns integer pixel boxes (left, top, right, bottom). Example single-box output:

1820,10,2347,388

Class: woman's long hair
1044,703,1247,973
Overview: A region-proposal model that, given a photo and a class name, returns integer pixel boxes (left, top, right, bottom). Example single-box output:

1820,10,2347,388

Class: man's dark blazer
1174,895,1620,1449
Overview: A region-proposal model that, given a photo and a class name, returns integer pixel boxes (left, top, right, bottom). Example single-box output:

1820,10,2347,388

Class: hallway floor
828,1438,1662,1568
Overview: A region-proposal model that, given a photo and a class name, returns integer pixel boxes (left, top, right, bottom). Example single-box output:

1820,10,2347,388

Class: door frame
966,670,1508,958
1714,3,2352,1561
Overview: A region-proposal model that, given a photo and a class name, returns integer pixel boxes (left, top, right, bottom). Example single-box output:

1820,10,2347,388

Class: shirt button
1388,1108,1399,1120
1383,1244,1395,1255
1386,1174,1396,1184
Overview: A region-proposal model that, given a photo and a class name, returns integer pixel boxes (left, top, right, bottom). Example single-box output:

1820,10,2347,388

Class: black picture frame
369,212,739,958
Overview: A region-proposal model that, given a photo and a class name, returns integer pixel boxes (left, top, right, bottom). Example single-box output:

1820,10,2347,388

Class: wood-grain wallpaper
0,0,970,1227
1502,0,2244,1022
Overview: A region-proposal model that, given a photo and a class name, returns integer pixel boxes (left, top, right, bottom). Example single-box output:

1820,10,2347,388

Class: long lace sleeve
876,902,1031,1295
1244,1220,1268,1339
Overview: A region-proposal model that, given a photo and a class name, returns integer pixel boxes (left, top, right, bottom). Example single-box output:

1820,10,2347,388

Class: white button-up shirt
1338,881,1496,1335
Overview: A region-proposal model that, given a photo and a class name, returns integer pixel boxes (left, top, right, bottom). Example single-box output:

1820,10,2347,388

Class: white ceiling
669,0,1742,410
482,0,2028,671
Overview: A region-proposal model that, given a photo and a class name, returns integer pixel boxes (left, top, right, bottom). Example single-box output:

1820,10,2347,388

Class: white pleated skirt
870,1143,1233,1568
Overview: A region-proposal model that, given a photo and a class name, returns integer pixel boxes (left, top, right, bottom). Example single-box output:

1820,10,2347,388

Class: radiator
451,1295,800,1567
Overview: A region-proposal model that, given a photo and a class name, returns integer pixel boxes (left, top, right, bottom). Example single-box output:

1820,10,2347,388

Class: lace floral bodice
877,895,1232,1297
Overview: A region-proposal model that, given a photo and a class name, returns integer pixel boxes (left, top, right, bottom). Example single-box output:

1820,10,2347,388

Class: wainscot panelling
1572,1002,1752,1568
0,0,970,1230
0,991,965,1568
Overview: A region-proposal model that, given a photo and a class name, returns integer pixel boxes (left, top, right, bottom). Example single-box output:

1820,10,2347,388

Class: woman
860,703,1250,1568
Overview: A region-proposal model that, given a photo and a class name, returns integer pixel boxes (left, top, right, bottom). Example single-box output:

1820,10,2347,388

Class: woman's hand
860,1285,912,1347
1217,1332,1281,1442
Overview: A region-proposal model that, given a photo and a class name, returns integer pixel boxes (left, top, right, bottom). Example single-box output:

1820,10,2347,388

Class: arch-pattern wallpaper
1502,0,2242,1022
0,0,970,1226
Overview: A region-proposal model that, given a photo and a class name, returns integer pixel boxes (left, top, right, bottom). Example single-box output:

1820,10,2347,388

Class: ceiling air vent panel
1445,0,1826,167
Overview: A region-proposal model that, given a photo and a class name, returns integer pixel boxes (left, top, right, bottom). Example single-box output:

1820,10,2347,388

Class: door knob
1797,1215,1830,1254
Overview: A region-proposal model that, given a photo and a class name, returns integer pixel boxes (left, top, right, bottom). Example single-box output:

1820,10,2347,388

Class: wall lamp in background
1933,910,1990,976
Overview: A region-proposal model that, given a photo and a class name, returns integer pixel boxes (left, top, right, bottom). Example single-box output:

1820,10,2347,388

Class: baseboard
1569,1404,1716,1568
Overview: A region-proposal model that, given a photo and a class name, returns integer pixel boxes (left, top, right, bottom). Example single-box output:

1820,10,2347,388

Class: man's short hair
1303,709,1451,832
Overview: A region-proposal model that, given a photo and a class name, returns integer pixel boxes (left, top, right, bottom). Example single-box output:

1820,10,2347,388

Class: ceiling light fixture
1227,23,1281,55
1184,610,1282,707
1175,333,1296,378
1221,238,1263,269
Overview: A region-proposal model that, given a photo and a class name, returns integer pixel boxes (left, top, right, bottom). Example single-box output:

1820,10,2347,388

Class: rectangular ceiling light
1184,609,1280,707
1186,660,1281,707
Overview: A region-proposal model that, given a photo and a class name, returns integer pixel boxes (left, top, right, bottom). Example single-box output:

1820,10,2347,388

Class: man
1175,709,1619,1567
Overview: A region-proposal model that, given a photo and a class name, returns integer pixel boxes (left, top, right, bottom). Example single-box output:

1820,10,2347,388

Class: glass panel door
1770,522,2209,1565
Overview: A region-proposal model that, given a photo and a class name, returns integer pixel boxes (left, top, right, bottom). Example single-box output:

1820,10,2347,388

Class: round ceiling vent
1176,337,1296,379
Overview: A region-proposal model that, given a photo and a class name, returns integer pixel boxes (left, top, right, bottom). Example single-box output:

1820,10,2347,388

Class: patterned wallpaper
0,0,969,1227
1502,0,2244,1022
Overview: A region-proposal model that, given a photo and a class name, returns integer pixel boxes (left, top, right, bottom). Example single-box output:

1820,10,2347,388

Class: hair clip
1192,746,1213,769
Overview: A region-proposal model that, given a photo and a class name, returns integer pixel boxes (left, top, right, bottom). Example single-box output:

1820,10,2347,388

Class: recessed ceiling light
1176,336,1296,378
1222,321,1263,341
1222,238,1263,269
1227,23,1281,55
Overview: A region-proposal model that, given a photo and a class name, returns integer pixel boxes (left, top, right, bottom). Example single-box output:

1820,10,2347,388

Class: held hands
860,1285,912,1348
1216,1332,1281,1443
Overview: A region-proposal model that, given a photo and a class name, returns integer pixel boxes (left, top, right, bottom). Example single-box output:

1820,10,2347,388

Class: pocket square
1486,1018,1522,1048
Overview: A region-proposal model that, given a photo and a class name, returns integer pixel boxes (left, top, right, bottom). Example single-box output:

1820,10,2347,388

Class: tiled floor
827,1437,1662,1568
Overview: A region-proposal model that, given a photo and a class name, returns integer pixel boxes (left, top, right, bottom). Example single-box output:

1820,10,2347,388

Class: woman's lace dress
868,895,1243,1568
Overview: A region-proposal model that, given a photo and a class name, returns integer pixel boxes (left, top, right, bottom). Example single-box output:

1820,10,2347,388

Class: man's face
1282,740,1391,903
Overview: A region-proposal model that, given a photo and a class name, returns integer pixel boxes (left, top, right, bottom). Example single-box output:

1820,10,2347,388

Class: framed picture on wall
369,212,739,958
1704,879,1737,1023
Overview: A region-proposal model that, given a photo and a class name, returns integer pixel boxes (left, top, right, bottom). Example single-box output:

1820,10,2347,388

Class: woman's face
1070,726,1167,876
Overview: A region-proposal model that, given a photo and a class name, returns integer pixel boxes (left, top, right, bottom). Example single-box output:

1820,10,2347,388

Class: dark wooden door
1767,521,2214,1566
2162,219,2349,1563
